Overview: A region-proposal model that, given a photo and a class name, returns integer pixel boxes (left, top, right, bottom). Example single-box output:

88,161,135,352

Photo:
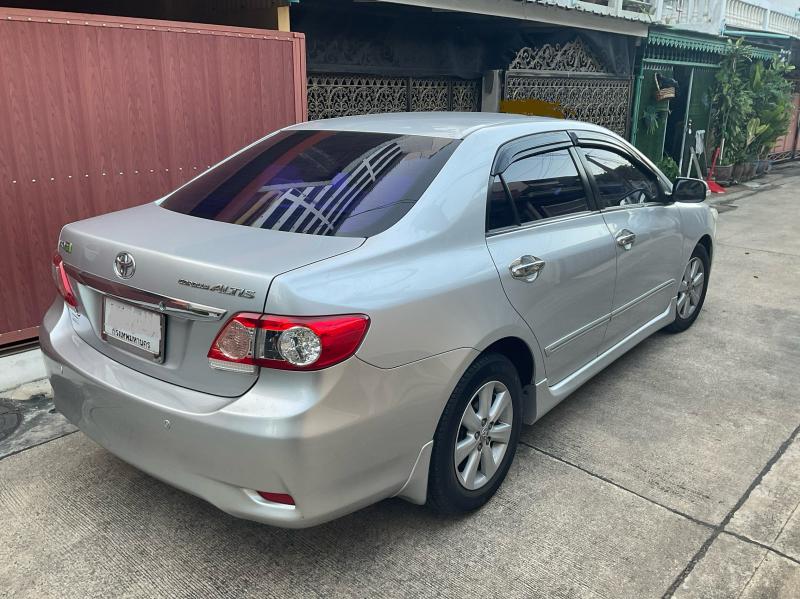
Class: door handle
509,255,546,282
616,229,636,250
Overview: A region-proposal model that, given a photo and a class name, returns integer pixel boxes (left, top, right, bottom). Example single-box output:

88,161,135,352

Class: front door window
579,147,660,208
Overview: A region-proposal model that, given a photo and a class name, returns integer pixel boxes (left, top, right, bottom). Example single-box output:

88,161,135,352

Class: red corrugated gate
0,8,307,345
769,93,800,161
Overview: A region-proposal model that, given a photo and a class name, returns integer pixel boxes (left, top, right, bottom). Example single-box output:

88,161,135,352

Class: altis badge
177,279,256,299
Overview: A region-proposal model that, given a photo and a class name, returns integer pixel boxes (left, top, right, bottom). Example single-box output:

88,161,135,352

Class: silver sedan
41,113,715,527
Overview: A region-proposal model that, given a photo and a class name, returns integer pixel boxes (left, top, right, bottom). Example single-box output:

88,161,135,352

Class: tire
427,352,523,514
664,244,710,333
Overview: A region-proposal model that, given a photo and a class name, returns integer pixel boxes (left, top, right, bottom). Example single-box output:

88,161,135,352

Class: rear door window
161,130,459,237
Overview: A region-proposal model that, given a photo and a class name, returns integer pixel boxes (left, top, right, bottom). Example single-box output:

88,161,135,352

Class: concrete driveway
2,169,799,598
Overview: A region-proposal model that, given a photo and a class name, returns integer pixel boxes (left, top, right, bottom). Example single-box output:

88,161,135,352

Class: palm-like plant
749,60,794,158
711,40,794,165
712,41,753,164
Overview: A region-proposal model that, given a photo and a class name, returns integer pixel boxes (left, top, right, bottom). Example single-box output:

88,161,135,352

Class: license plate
102,296,164,361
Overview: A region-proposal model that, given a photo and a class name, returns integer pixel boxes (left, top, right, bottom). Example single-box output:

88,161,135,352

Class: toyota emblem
113,252,136,279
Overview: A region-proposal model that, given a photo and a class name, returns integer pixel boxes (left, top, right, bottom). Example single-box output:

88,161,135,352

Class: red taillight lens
52,253,78,308
208,313,370,373
256,491,295,505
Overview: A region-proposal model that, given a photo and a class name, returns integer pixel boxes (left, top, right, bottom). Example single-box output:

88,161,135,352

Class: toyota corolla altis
42,113,715,527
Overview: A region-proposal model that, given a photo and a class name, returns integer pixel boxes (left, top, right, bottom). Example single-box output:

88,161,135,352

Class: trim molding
532,299,676,421
543,279,674,356
545,314,610,356
65,266,227,322
611,279,675,317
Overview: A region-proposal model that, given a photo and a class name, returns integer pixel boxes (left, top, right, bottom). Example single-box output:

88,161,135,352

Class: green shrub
749,60,794,158
655,155,680,181
711,40,794,163
712,40,753,165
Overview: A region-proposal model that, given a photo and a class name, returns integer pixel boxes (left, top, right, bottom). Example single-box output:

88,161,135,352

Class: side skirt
524,298,676,425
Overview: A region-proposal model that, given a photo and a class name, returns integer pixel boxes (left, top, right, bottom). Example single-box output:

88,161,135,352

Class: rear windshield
160,130,459,237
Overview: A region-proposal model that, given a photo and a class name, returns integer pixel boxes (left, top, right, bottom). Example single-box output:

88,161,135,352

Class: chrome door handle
509,255,546,282
616,229,636,250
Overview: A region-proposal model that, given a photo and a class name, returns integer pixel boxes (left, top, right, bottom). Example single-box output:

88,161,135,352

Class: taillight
208,313,370,373
52,253,78,308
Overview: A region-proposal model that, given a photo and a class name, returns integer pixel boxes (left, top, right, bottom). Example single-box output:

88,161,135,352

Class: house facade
635,0,800,172
631,28,781,174
292,0,650,138
656,0,800,38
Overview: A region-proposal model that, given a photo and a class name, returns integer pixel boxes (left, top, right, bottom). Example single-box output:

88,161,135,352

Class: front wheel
427,353,522,514
664,244,710,333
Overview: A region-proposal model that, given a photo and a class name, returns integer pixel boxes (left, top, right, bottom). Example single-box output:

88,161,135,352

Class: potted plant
710,40,753,185
731,155,746,183
724,142,749,183
715,164,734,184
641,104,670,136
723,141,748,184
744,160,756,181
710,42,794,185
744,118,768,180
750,60,795,174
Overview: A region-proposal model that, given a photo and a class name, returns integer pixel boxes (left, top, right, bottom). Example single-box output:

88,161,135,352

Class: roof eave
366,0,650,38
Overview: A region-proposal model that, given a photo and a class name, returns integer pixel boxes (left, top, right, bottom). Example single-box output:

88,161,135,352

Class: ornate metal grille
505,76,632,136
508,38,605,73
307,74,479,120
451,80,481,112
504,38,633,137
307,75,408,120
410,79,450,112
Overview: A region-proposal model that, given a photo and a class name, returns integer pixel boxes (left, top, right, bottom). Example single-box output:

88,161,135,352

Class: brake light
52,253,78,308
208,313,370,373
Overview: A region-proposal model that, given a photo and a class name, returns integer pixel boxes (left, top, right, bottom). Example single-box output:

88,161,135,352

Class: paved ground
0,350,74,460
2,167,800,598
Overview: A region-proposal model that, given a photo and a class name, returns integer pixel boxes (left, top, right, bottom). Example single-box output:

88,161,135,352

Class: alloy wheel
677,256,705,319
454,380,513,491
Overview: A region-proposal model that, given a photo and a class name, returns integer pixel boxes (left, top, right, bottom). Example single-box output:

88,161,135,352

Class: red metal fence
769,93,800,161
0,8,307,345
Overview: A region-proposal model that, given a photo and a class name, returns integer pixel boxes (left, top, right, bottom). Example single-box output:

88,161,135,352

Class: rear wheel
427,353,522,514
664,244,710,333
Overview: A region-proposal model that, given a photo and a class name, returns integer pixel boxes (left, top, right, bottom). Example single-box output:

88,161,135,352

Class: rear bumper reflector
257,491,295,506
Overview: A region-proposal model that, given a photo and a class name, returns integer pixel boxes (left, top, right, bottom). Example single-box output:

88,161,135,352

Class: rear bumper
41,301,475,528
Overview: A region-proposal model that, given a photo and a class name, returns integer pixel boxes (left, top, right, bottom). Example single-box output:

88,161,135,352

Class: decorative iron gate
504,38,632,137
307,74,480,120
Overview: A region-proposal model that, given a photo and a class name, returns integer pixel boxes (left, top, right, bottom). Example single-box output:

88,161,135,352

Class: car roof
285,112,567,140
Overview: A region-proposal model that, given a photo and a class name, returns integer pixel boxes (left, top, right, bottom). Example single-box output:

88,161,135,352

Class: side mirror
671,177,709,203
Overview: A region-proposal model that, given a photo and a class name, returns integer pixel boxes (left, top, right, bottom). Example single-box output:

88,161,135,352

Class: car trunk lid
58,202,364,397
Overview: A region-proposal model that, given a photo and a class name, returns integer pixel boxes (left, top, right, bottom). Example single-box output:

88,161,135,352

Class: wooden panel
0,9,307,344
